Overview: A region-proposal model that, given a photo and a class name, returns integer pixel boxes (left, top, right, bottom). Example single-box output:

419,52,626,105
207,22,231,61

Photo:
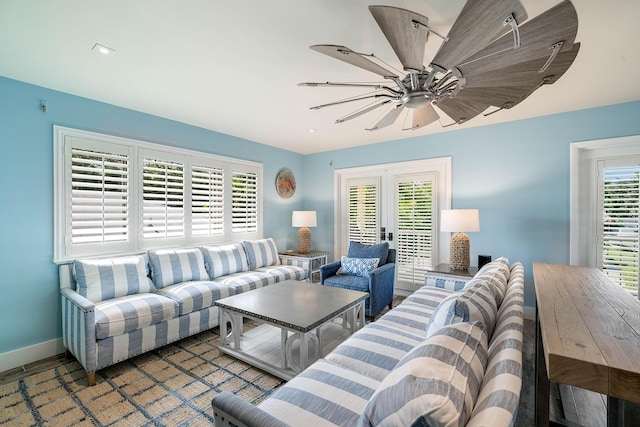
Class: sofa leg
368,315,375,323
87,371,96,386
388,301,393,310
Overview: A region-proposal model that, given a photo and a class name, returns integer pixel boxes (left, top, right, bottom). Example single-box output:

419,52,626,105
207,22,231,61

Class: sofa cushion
200,243,249,279
426,280,498,339
213,270,275,294
242,238,280,270
94,293,178,339
255,264,307,282
348,241,389,266
74,255,155,303
323,274,370,293
148,248,209,288
469,257,510,305
155,280,235,315
359,321,488,427
337,256,380,277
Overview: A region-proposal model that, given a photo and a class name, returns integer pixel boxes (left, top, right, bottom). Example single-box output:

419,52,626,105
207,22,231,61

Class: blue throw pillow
348,241,389,266
336,256,380,277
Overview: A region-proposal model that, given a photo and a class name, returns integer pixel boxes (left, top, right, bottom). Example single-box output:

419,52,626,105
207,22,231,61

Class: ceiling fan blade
336,100,391,123
367,104,405,131
464,43,580,89
368,5,429,72
454,87,532,108
435,97,489,123
310,45,397,78
299,82,388,89
404,104,440,130
458,0,578,77
309,93,391,111
431,0,527,71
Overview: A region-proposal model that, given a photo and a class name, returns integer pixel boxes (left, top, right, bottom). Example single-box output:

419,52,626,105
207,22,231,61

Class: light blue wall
2,73,640,356
0,76,305,354
303,100,640,307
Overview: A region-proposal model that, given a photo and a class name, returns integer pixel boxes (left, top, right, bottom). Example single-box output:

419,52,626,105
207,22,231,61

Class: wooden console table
533,262,640,426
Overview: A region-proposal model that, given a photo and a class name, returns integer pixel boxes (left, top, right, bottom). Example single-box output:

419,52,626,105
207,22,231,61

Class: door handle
388,232,393,241
380,227,386,241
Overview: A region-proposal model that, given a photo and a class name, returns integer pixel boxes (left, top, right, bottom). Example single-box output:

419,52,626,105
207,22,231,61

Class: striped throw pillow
242,238,280,270
426,280,498,339
148,248,209,288
200,243,249,279
359,321,488,427
73,255,155,303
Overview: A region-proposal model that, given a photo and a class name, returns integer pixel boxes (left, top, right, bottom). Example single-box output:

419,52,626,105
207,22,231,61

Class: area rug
0,326,283,426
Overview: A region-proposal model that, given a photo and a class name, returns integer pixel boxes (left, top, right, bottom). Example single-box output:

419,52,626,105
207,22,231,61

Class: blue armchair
320,242,396,321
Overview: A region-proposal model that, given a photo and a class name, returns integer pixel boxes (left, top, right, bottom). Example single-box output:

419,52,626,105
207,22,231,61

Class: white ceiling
1,1,639,154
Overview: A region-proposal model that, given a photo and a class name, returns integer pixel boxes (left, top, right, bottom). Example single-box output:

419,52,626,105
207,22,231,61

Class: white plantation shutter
142,153,185,239
599,162,640,295
192,164,224,237
70,147,129,244
231,168,258,233
395,174,436,286
347,178,379,245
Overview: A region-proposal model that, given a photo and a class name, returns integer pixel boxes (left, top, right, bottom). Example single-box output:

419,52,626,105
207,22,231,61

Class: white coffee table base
218,301,365,381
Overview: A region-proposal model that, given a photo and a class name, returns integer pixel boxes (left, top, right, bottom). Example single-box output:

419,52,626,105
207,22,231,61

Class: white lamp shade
440,209,480,232
292,211,317,227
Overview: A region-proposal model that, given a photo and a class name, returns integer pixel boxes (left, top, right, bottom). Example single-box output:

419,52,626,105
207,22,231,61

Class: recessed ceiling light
92,43,115,55
309,128,317,133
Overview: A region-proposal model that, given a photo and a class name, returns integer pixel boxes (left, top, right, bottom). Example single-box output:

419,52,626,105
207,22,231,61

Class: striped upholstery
255,264,307,282
212,270,275,294
156,280,235,315
259,359,380,426
242,238,280,269
94,293,178,339
212,261,524,427
426,280,499,339
467,257,510,305
73,255,154,303
200,243,249,279
360,321,488,427
148,248,209,288
424,274,470,291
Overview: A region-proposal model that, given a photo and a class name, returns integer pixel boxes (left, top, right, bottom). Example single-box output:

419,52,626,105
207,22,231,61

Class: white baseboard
0,338,64,373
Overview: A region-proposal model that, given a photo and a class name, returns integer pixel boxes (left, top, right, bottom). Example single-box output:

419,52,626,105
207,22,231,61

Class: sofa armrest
212,392,289,427
60,288,97,373
320,260,341,283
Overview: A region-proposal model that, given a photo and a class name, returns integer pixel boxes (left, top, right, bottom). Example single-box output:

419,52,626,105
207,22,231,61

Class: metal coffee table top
215,280,368,333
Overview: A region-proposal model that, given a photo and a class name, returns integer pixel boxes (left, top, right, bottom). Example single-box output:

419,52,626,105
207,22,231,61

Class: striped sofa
59,238,309,386
212,258,524,427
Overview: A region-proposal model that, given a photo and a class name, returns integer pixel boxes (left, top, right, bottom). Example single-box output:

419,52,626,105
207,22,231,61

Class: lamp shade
440,209,480,232
292,211,317,228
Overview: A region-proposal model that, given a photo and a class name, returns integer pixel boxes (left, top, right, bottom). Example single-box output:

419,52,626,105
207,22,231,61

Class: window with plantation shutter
347,178,379,245
192,164,224,237
395,174,436,286
54,126,263,262
231,168,258,234
598,162,640,295
142,153,185,240
70,146,129,245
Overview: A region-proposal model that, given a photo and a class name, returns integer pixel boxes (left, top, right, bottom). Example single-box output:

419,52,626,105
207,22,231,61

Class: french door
335,158,451,292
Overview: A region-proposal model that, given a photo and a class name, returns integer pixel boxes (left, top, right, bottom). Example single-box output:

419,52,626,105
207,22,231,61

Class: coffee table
215,280,368,380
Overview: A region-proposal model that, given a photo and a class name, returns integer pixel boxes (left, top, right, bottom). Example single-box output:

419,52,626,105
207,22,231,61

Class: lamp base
298,227,311,253
450,232,470,270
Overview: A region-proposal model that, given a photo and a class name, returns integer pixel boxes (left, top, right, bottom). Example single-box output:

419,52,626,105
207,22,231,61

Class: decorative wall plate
276,168,296,199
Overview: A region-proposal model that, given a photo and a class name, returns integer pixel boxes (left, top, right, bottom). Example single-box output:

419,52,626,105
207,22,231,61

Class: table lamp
441,209,480,270
292,211,317,253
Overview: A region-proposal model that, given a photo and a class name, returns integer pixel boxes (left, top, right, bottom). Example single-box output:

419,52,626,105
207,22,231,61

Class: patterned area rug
1,325,283,426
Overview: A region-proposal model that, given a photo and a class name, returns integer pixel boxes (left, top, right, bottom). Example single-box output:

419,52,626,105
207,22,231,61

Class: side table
424,263,478,291
279,250,329,283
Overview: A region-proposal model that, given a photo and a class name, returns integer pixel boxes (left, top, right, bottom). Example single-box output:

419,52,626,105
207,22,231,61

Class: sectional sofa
212,258,524,427
59,238,309,386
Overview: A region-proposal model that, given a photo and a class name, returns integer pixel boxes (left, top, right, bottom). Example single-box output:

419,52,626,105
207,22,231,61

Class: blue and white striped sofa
212,258,524,427
59,238,309,386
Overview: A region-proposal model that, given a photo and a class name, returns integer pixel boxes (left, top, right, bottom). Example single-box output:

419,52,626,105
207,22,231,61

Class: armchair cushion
337,256,380,277
348,241,389,266
324,274,369,293
74,255,155,303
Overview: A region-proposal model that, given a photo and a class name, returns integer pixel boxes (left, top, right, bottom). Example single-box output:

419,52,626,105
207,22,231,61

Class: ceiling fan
299,0,580,131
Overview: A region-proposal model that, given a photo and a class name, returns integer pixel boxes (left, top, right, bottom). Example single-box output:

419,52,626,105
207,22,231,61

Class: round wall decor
276,168,296,199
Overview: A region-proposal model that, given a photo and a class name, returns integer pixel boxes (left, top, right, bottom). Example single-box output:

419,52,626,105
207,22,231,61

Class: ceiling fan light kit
300,0,580,132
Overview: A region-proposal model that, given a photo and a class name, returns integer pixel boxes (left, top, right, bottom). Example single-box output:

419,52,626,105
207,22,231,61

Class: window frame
53,125,263,263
